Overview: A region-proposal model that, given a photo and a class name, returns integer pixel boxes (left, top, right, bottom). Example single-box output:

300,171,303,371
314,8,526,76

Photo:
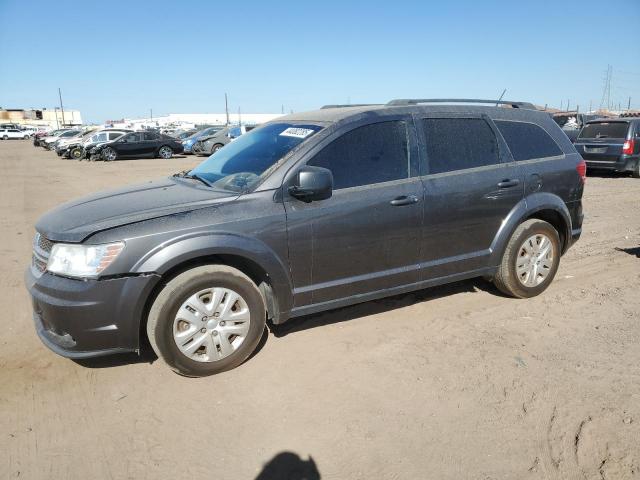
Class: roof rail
320,104,381,109
386,98,537,109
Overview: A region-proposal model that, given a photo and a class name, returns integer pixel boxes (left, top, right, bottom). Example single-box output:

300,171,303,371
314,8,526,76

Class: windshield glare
189,123,322,192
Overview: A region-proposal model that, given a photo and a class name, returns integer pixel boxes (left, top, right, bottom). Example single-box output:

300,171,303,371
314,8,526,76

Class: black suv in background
574,118,640,178
26,99,585,376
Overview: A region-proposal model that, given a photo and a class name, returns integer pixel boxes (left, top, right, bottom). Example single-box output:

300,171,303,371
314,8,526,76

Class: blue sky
1,0,639,123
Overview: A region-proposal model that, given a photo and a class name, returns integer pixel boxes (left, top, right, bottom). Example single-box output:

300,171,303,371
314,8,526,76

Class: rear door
142,131,161,155
416,115,523,280
574,121,630,164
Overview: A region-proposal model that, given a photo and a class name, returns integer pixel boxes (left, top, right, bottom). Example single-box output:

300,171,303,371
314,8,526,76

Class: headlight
47,242,124,278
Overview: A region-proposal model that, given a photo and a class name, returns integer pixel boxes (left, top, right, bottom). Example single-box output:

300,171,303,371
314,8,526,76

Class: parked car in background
181,127,223,154
176,129,198,140
574,118,640,178
41,130,82,150
90,130,184,161
54,129,99,157
553,112,610,143
0,128,31,140
33,129,69,146
26,98,585,376
192,125,254,156
72,129,132,160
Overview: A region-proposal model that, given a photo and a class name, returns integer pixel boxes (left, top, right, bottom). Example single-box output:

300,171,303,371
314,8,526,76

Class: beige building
0,108,83,128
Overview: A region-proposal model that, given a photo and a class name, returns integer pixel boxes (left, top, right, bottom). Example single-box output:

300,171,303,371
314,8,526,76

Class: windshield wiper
173,170,212,187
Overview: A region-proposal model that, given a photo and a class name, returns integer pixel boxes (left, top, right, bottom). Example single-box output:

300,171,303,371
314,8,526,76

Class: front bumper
25,266,159,359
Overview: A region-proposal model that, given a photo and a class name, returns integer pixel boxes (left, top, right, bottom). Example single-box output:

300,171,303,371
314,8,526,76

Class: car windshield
189,123,322,192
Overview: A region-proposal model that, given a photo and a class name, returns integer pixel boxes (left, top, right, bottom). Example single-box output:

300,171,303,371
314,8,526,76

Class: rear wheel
2,135,7,140
101,147,117,162
23,135,29,139
211,143,224,154
147,265,267,377
493,219,561,298
158,145,173,159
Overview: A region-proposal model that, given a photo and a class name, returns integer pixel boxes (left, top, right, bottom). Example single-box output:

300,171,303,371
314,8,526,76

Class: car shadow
270,277,500,337
254,452,320,480
72,347,157,369
615,246,640,258
586,170,632,179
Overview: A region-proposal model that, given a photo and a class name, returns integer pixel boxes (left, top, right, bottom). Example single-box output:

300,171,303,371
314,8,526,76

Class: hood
36,177,238,242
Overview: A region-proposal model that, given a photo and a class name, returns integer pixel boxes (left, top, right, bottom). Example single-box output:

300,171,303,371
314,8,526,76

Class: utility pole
150,109,153,122
58,88,66,126
567,99,570,111
224,93,229,126
238,107,241,126
560,100,563,110
54,107,59,129
628,97,631,111
589,100,592,113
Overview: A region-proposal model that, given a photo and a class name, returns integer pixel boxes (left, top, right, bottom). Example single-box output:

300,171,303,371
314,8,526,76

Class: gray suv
25,99,585,376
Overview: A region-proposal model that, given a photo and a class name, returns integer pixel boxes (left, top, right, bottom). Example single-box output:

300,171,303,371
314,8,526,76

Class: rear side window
578,122,629,140
421,118,499,174
495,120,562,161
308,121,409,189
108,132,122,140
143,132,159,141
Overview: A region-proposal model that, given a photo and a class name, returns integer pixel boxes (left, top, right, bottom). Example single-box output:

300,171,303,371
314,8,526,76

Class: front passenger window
308,121,409,189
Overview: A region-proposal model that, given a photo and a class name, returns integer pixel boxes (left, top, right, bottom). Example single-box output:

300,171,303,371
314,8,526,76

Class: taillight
622,139,635,155
576,158,586,184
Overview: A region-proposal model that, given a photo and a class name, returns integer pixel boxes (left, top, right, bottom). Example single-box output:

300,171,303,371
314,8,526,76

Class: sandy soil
1,140,639,480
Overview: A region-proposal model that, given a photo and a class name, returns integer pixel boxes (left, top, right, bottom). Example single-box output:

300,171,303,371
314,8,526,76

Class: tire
493,219,561,298
70,147,83,160
632,160,640,179
101,147,117,162
2,135,7,140
211,143,223,154
158,145,173,159
23,135,29,140
147,265,267,377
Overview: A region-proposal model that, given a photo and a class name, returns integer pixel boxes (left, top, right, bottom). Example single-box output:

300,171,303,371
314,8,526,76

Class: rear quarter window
494,120,563,161
578,122,629,140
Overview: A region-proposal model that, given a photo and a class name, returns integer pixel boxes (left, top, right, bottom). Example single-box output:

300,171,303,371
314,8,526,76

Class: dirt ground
1,140,639,480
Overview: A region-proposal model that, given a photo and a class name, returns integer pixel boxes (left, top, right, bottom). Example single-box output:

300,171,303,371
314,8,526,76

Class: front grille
32,233,53,275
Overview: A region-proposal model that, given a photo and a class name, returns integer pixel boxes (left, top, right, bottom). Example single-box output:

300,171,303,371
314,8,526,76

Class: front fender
131,232,294,317
489,192,572,266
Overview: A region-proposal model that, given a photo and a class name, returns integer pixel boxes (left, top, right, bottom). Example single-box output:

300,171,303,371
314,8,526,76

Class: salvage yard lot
1,140,639,479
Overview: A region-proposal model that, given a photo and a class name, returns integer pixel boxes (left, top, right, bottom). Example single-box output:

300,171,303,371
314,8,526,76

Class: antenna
495,89,506,106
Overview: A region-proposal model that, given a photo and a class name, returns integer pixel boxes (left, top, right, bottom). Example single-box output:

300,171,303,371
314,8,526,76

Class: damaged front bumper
25,266,160,358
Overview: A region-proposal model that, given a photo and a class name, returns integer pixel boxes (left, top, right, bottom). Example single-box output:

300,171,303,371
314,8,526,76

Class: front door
116,132,145,157
284,119,423,308
416,115,523,279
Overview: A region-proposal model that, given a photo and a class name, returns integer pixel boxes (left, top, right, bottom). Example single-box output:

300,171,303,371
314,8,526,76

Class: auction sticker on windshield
279,127,315,139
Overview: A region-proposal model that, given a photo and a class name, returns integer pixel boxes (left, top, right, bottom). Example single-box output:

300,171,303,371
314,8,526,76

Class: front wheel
70,147,84,160
493,219,561,298
2,135,7,140
632,160,640,179
101,147,117,161
23,135,29,139
158,145,173,159
146,265,267,377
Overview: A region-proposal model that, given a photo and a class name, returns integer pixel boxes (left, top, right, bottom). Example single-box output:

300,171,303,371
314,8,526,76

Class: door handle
390,195,419,206
497,179,520,188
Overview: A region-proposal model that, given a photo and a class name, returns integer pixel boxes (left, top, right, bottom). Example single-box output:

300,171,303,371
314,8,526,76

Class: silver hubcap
516,233,554,287
104,148,116,161
173,287,251,362
159,147,172,158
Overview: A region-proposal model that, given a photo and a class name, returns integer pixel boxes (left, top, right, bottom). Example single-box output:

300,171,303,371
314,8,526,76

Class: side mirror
288,166,333,203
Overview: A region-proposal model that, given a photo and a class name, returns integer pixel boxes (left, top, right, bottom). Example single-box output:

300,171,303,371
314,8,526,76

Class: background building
0,108,82,128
